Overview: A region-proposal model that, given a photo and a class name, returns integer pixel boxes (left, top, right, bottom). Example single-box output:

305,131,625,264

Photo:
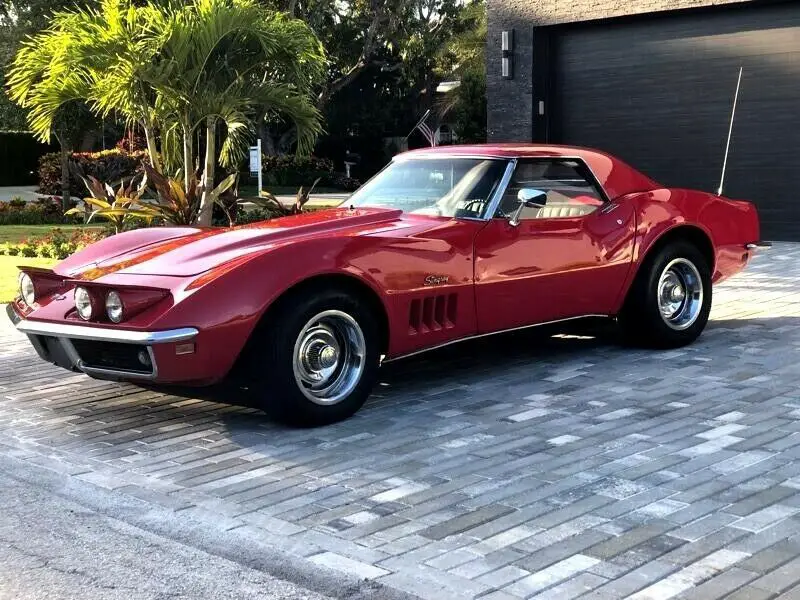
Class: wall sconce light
502,29,514,79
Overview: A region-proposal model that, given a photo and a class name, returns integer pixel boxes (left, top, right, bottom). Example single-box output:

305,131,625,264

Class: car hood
56,207,404,280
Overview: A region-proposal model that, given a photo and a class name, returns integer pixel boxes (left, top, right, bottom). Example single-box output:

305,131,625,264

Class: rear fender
612,188,758,312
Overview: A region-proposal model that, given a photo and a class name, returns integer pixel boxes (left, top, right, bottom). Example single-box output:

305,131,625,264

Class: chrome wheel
292,310,366,405
657,258,703,331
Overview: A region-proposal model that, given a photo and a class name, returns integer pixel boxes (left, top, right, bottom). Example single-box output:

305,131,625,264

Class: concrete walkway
0,185,43,203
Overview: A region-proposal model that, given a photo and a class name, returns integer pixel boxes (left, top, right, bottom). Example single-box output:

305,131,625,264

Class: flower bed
0,227,109,260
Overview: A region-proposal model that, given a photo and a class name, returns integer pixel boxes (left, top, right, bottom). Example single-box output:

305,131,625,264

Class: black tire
244,289,380,427
619,240,712,349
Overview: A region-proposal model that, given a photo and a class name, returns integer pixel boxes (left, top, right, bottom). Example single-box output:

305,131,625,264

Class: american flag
408,109,437,147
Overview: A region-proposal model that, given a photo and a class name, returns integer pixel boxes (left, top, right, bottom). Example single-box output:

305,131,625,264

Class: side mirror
509,188,547,226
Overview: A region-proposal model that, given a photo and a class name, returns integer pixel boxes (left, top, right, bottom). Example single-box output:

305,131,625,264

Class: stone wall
486,0,753,141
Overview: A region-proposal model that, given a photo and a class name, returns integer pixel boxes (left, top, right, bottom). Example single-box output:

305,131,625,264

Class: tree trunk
56,134,71,215
259,121,278,157
196,116,217,226
143,122,161,173
182,119,193,192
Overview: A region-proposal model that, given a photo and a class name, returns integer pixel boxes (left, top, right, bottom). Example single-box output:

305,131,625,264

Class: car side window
495,159,606,220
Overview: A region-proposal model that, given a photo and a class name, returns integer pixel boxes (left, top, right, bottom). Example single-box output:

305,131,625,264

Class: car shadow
77,313,794,453
141,318,618,427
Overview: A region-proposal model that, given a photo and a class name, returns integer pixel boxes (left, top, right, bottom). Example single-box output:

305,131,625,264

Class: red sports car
7,144,768,425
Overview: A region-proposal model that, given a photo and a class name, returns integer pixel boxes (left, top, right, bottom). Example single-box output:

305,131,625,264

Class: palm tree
155,0,325,224
7,0,326,225
7,0,169,172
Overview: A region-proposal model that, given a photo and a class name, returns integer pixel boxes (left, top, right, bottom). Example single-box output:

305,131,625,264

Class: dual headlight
19,275,124,324
18,273,36,307
74,287,123,323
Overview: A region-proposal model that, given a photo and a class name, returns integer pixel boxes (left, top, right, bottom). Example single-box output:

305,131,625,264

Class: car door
473,157,636,334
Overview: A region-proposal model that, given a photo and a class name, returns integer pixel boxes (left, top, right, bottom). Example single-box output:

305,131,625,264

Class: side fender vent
409,293,457,335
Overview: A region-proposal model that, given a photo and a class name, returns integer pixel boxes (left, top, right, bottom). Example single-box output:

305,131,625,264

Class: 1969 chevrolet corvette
7,144,768,425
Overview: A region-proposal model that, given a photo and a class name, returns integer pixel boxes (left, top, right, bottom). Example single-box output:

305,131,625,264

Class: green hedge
258,155,361,191
0,198,81,225
0,132,58,186
38,149,149,196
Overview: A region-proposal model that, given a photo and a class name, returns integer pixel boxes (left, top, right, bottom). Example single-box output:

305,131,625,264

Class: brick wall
486,0,753,141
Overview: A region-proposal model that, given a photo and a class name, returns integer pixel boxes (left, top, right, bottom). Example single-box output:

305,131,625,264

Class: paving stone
627,549,750,599
673,567,758,600
6,246,800,600
673,513,742,542
739,538,800,573
502,554,599,597
730,505,800,533
419,505,516,541
309,552,389,580
750,555,800,594
585,522,675,560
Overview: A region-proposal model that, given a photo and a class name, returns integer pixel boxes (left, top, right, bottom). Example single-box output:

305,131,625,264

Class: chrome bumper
746,241,772,250
6,303,198,381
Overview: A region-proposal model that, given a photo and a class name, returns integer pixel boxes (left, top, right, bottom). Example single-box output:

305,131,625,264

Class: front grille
70,339,154,375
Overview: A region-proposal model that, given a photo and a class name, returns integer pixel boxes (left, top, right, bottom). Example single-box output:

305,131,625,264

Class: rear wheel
245,289,380,426
619,240,712,348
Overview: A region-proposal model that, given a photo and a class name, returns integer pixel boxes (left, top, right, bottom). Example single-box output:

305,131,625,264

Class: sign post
249,138,262,196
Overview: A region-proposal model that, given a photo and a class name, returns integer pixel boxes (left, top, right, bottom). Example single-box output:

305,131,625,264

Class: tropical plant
142,162,238,226
245,176,320,218
65,172,157,233
7,0,326,226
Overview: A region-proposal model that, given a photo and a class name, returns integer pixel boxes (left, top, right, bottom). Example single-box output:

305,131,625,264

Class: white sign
249,146,260,175
249,139,263,196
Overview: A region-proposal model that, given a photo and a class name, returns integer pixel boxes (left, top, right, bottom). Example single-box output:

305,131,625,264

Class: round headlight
18,272,35,307
74,287,94,321
105,290,123,323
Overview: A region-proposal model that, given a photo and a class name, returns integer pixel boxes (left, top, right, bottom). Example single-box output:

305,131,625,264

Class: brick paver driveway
3,244,800,600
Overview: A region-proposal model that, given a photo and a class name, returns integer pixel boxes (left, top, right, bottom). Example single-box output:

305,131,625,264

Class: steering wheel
455,198,487,218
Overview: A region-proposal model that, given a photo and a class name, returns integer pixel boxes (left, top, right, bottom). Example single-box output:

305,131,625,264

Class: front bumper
6,303,199,381
746,241,772,250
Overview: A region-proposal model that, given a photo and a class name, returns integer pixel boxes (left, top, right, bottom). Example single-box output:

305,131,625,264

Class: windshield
346,157,509,219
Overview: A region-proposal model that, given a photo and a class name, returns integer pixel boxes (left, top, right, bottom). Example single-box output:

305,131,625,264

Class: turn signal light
175,343,195,355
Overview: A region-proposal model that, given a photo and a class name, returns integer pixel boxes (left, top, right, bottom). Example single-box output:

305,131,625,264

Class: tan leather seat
534,204,597,219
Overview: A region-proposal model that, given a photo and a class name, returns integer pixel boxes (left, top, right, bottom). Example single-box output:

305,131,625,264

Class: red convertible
7,144,767,425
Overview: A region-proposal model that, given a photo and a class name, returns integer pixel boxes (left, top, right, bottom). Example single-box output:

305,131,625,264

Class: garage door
551,4,800,240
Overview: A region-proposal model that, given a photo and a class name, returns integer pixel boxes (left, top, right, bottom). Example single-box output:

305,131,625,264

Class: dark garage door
551,3,800,240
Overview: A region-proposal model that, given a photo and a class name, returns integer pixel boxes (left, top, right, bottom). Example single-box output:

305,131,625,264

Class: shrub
8,196,26,209
329,173,362,191
0,201,82,225
18,243,37,257
261,155,334,187
115,130,147,153
38,149,149,196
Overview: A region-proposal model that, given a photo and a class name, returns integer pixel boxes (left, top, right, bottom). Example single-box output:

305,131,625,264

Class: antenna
717,67,743,196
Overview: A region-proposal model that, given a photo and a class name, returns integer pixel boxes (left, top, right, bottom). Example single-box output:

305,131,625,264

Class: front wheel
619,241,712,348
245,290,380,426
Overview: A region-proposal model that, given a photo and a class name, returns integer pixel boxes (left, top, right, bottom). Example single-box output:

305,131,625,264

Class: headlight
74,287,94,321
105,290,123,323
18,272,35,307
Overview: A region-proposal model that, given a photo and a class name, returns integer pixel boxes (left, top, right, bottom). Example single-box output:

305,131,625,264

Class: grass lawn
0,256,59,304
0,224,105,244
238,183,345,198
